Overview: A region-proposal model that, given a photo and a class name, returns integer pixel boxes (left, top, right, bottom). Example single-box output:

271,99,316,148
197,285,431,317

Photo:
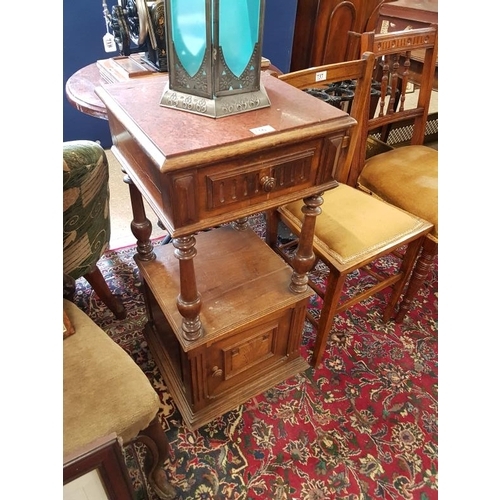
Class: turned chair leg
382,236,426,322
84,265,127,319
395,238,437,323
135,415,177,500
265,209,280,248
310,270,347,369
63,274,76,301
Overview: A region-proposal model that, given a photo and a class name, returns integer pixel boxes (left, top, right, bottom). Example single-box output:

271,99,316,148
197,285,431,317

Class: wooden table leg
289,193,323,293
173,235,203,340
232,216,249,231
124,174,155,261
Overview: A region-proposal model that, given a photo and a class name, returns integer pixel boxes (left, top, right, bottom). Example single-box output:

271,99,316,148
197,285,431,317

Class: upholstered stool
358,145,438,322
63,140,126,319
63,299,176,499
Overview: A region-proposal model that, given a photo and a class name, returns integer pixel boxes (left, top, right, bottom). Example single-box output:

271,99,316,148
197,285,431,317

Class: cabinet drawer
199,136,342,217
205,147,315,210
165,133,345,229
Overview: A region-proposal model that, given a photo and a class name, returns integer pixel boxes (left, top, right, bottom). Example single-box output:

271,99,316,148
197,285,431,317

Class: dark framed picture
63,433,134,500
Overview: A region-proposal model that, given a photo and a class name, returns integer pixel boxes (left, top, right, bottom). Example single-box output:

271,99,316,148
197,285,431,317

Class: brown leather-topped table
75,68,356,429
66,63,109,120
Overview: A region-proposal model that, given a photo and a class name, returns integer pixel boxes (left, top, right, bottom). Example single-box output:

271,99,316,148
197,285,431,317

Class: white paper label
316,71,327,82
103,33,117,53
250,125,275,135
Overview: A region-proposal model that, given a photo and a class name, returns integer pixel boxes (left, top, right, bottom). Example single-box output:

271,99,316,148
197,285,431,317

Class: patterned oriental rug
73,214,438,500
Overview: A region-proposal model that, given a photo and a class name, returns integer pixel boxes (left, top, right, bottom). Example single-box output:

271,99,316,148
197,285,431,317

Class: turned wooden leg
290,194,323,293
265,209,280,249
124,173,155,262
395,237,437,323
382,236,425,322
232,216,249,231
173,235,203,340
135,415,177,500
63,273,76,301
84,265,127,319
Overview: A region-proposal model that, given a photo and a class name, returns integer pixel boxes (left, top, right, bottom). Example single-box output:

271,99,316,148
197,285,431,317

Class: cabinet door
291,0,383,71
205,309,296,400
310,0,357,66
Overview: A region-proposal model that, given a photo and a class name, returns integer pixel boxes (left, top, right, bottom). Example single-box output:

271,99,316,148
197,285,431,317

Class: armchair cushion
357,145,438,240
63,300,160,457
280,183,430,269
63,141,111,280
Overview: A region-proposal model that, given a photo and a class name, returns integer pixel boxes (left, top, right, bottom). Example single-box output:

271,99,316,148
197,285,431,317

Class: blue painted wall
63,0,297,148
63,0,115,147
263,0,298,74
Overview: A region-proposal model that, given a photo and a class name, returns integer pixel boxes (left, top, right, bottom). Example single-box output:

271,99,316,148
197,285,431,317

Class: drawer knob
260,175,276,192
211,366,223,378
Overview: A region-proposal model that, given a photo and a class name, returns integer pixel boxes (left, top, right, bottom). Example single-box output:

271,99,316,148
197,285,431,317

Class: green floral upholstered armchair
63,140,126,319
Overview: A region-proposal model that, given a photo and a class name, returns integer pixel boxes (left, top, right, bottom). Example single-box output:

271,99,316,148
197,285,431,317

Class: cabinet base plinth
145,321,309,430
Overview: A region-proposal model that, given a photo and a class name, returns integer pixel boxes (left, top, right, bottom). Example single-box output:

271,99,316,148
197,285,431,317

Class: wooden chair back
352,26,438,323
353,25,438,178
278,52,376,186
270,53,434,366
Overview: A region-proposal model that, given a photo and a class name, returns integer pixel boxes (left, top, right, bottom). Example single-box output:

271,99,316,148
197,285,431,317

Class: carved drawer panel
205,149,314,210
198,140,330,217
163,133,345,230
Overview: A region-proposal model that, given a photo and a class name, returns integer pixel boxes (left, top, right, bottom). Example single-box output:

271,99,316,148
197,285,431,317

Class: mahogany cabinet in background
290,0,386,71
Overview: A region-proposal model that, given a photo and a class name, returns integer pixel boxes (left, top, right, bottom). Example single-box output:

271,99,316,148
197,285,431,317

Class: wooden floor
107,151,167,250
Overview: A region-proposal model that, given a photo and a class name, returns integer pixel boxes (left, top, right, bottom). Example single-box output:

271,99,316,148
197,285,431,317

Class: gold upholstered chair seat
275,184,432,367
281,184,430,269
356,145,438,323
63,299,176,499
358,145,438,242
63,301,159,453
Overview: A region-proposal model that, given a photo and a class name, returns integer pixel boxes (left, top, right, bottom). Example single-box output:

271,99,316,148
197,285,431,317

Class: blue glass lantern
160,0,270,118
